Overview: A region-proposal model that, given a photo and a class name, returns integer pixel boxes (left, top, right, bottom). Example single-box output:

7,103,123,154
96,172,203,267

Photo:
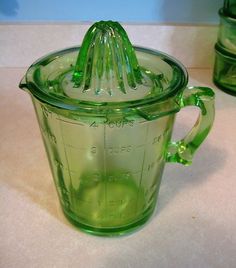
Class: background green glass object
213,44,236,95
224,0,236,17
218,8,236,54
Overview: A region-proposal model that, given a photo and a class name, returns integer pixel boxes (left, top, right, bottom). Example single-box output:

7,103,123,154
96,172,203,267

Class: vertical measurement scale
36,104,73,212
103,121,108,224
135,120,149,217
57,114,74,213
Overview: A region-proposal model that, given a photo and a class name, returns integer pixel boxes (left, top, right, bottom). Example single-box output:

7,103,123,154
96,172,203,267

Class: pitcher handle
166,86,215,165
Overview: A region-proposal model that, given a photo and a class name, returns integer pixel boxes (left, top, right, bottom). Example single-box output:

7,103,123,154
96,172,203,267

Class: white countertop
1,67,236,268
0,24,236,268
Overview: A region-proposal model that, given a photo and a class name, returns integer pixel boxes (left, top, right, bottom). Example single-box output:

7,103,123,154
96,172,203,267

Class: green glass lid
20,21,188,111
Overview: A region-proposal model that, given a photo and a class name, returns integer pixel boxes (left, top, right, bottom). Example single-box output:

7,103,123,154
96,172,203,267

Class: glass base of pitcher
61,205,156,237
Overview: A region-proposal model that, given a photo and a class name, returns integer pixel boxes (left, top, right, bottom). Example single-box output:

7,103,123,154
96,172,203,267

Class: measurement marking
58,162,143,176
136,144,145,148
104,123,107,217
77,197,93,204
105,170,143,178
105,144,146,154
56,117,84,126
64,143,88,150
58,114,73,207
136,123,149,213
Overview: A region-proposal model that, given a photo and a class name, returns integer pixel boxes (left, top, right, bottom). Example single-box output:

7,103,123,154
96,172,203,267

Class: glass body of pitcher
32,95,175,235
20,22,215,236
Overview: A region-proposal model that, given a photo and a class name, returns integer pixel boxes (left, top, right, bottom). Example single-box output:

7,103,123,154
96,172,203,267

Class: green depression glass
19,21,215,236
224,0,236,17
218,8,236,54
213,43,236,95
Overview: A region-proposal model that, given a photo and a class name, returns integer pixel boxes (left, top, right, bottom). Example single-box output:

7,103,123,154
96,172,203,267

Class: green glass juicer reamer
19,21,215,236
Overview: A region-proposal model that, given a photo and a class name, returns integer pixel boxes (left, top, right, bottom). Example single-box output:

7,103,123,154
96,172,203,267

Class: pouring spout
19,75,29,91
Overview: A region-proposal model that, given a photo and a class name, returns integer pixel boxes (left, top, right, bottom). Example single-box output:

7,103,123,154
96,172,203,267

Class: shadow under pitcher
19,21,215,236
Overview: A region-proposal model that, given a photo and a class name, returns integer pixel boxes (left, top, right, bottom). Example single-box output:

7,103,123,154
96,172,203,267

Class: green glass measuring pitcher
19,21,215,236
